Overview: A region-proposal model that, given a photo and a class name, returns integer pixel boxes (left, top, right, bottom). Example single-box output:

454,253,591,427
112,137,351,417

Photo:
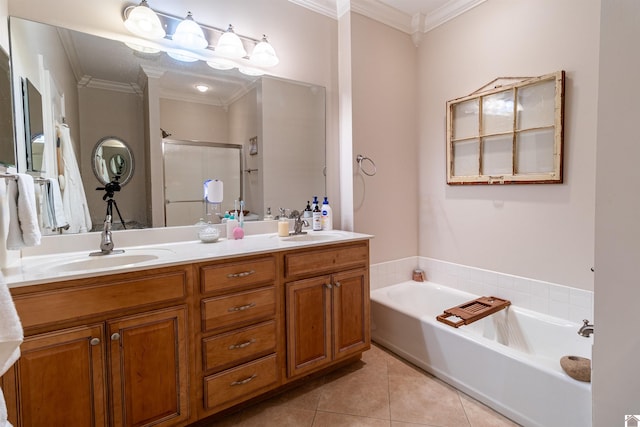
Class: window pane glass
482,135,512,175
516,129,555,174
453,99,479,139
482,90,513,134
517,79,555,129
453,139,479,176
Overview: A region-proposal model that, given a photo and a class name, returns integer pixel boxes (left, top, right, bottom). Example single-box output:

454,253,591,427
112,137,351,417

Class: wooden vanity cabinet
195,255,281,417
1,266,192,427
283,241,371,378
1,238,372,426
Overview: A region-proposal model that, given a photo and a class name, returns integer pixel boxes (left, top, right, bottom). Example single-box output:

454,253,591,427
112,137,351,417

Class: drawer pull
227,270,256,279
228,302,256,312
231,374,257,386
228,339,256,350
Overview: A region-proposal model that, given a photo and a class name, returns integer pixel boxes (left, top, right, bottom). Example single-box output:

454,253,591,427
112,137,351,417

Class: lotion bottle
321,197,332,230
312,201,322,231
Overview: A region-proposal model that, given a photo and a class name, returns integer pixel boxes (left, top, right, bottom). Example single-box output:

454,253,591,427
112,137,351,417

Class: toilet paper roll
206,179,223,203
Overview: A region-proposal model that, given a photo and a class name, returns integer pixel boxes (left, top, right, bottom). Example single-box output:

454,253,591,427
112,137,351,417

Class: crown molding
423,0,486,32
77,75,142,96
290,0,486,36
288,0,338,19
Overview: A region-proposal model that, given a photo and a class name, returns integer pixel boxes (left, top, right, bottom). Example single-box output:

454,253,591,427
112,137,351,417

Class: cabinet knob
90,337,101,346
111,333,121,341
325,283,332,289
334,281,342,287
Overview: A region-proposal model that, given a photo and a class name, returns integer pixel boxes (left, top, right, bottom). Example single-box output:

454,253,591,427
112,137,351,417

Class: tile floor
203,343,521,426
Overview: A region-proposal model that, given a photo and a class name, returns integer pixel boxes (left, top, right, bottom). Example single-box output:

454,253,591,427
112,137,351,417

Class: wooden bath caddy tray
436,296,511,328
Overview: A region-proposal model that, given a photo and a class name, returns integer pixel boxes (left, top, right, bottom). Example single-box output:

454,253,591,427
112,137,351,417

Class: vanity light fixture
172,12,208,50
123,0,166,40
215,25,247,59
122,5,279,74
249,36,279,67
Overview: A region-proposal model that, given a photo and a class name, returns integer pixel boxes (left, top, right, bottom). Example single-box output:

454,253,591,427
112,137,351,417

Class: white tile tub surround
370,256,594,324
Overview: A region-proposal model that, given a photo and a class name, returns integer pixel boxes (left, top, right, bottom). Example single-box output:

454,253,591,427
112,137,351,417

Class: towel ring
356,154,377,177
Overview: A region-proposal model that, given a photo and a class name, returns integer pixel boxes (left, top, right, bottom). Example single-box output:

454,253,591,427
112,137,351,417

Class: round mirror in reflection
92,136,134,186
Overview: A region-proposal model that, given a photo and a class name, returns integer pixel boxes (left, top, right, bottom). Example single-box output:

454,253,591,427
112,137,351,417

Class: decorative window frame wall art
446,71,565,185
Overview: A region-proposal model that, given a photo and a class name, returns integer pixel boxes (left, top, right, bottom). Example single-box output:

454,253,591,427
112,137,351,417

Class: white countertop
3,230,372,288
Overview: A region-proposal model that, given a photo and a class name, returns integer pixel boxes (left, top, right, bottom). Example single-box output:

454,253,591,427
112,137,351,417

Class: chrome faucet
578,319,594,337
291,210,309,235
90,215,124,256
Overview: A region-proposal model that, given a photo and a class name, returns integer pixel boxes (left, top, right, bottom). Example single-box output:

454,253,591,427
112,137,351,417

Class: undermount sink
32,248,174,274
281,233,341,242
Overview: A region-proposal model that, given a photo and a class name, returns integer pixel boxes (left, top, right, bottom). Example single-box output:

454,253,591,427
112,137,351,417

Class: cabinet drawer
201,257,275,294
202,286,276,332
203,321,276,372
284,243,369,278
204,354,278,411
14,270,188,329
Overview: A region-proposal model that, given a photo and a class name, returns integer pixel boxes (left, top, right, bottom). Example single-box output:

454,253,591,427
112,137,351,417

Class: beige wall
351,13,419,264
160,99,228,143
418,0,600,291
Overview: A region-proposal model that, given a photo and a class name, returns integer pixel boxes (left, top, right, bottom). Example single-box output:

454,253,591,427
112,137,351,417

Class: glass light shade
124,42,161,54
167,49,199,62
215,25,247,59
206,57,236,70
250,36,279,67
238,66,264,76
172,12,208,50
124,0,166,39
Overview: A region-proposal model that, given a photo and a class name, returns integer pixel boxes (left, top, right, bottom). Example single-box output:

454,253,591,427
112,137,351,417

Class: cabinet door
2,324,107,427
332,269,371,360
108,306,189,427
286,275,332,377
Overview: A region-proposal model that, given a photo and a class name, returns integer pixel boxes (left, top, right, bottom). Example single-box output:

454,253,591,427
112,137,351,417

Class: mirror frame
91,136,135,187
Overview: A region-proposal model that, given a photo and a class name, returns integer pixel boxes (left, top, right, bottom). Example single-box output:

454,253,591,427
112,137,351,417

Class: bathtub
370,281,592,427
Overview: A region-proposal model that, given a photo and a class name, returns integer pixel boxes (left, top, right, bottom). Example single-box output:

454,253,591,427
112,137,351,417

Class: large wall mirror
0,46,16,167
9,16,326,233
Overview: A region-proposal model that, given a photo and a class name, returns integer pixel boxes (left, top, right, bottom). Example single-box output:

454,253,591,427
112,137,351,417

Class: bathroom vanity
0,230,371,426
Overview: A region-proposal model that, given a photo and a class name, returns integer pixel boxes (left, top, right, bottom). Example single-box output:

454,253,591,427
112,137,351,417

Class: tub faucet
578,319,594,337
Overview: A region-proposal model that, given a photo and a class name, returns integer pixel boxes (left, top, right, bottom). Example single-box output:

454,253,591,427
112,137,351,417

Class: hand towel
58,125,92,233
46,178,68,230
6,174,41,250
0,271,23,427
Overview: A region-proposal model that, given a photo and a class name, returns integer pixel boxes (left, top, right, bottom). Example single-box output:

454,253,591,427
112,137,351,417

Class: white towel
58,124,92,233
6,174,41,250
45,178,68,230
0,271,23,427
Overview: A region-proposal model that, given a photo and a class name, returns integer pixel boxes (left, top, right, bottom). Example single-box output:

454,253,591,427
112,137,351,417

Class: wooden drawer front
285,243,369,278
201,257,275,294
203,321,276,373
202,287,276,332
204,354,278,411
14,271,187,329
